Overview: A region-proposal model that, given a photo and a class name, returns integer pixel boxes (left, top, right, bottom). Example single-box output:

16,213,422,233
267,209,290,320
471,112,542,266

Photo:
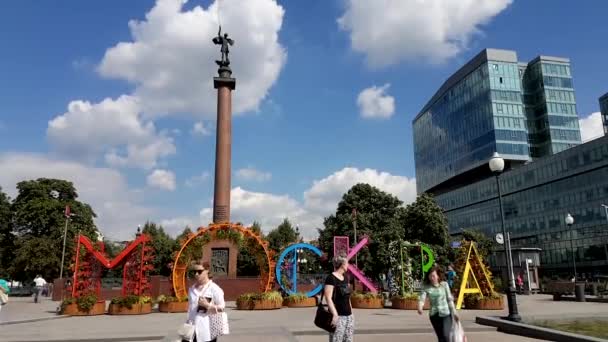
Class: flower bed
60,294,105,316
464,294,504,310
236,291,283,310
157,295,188,313
61,302,106,316
108,295,152,315
351,292,384,309
390,293,430,310
285,293,317,308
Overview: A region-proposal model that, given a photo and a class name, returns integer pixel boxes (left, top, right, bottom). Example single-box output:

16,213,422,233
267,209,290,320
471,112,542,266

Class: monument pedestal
203,239,238,278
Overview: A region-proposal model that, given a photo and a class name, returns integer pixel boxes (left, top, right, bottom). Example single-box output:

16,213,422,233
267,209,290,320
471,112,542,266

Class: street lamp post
565,213,576,281
489,152,521,322
352,208,358,268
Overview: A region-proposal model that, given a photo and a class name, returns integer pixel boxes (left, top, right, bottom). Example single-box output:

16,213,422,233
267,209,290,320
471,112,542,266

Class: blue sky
1,0,607,240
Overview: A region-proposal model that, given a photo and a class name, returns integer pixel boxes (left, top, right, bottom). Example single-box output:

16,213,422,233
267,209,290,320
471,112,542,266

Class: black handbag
314,290,336,333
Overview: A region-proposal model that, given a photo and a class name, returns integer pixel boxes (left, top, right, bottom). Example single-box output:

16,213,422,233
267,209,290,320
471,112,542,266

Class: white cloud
160,217,198,235
338,0,512,67
0,153,152,240
579,112,604,142
98,0,287,119
185,171,211,187
192,122,212,136
47,95,175,169
192,167,417,239
357,84,395,119
147,169,177,191
304,167,417,214
236,167,271,182
198,187,307,233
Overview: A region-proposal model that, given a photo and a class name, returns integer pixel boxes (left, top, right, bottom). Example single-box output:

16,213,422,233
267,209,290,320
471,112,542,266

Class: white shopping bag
450,319,467,342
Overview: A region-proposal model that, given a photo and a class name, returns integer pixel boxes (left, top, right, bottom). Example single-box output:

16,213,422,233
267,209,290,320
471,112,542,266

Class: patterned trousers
329,315,354,342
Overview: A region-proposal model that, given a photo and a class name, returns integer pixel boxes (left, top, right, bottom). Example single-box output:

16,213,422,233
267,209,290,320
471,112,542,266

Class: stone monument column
212,28,236,224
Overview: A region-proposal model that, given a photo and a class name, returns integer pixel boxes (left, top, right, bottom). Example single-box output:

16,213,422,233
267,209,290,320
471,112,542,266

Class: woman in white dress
186,262,226,342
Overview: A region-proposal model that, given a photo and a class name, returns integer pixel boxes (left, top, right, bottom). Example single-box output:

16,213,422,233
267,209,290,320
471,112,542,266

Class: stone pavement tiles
1,295,606,341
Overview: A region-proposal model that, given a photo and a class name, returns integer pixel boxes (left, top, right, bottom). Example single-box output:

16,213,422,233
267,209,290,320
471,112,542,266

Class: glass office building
413,49,581,194
600,92,608,135
435,136,608,276
412,49,604,276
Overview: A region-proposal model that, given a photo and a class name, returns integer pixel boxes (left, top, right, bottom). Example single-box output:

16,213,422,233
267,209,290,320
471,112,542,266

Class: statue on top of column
212,26,234,67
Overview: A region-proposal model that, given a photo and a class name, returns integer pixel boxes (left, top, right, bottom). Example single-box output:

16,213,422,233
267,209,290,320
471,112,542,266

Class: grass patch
534,319,608,339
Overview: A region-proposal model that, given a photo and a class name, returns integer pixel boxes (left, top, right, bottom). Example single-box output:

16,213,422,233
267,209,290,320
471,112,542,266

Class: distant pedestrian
516,273,524,293
446,265,457,289
33,275,47,303
0,278,9,312
418,266,459,342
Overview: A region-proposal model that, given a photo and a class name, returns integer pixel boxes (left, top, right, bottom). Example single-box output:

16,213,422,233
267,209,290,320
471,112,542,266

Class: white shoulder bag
208,286,229,339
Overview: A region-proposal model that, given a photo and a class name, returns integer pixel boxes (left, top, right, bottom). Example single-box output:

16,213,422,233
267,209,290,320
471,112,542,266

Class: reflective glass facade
600,92,608,135
436,136,608,275
522,57,581,157
414,49,581,194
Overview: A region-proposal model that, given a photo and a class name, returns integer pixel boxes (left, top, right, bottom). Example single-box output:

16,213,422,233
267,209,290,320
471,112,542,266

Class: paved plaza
1,295,607,341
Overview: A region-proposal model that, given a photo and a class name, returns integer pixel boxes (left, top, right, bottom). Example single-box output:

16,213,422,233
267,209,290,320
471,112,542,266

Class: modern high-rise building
413,49,581,195
412,49,608,278
600,92,608,135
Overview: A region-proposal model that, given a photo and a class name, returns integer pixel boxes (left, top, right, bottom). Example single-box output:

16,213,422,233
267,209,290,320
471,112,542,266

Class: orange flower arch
172,223,276,299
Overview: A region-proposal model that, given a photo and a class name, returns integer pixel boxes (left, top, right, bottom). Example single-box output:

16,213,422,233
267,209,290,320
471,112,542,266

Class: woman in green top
417,266,459,342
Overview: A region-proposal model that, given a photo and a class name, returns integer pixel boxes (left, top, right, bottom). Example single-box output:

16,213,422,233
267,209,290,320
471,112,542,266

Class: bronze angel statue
212,26,234,67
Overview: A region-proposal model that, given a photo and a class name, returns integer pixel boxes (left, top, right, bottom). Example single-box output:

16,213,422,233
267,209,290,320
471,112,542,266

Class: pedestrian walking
184,261,228,342
33,275,47,303
324,255,354,342
418,266,459,342
446,265,457,289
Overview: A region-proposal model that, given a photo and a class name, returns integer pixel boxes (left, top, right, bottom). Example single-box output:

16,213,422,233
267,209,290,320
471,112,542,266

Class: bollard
575,283,586,302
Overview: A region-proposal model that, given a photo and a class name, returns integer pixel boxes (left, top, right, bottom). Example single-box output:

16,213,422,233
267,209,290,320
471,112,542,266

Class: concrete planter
108,303,152,315
158,301,188,313
61,302,106,316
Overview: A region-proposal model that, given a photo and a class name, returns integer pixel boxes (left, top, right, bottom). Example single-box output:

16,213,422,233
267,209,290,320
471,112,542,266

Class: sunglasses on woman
190,269,205,276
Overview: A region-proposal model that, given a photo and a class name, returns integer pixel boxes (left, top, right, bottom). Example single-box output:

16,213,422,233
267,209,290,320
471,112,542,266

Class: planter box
236,299,282,310
286,297,317,308
158,301,188,313
108,302,152,315
390,298,430,310
61,302,106,316
466,297,504,310
252,299,282,310
351,297,383,309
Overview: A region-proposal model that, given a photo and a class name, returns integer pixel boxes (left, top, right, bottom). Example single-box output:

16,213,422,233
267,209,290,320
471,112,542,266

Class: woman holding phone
186,261,226,342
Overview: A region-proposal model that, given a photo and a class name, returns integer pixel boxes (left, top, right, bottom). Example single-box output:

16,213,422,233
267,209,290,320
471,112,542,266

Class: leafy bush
61,293,99,312
352,291,383,300
285,292,310,303
157,295,188,303
391,292,419,301
111,295,150,309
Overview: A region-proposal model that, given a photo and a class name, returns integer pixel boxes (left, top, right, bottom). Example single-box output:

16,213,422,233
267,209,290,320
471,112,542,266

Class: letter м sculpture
212,26,235,223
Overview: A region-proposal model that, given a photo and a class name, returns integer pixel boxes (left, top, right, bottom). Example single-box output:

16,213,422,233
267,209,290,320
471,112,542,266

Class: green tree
461,229,494,259
142,221,179,276
402,193,450,264
266,218,298,253
237,221,263,276
9,178,98,281
318,183,406,280
0,187,13,278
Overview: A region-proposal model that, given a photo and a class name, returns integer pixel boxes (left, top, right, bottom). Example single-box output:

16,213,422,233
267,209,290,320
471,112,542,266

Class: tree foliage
237,221,263,276
318,183,406,280
317,184,452,283
142,221,179,276
0,187,13,278
461,229,494,259
266,218,299,253
8,179,98,281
